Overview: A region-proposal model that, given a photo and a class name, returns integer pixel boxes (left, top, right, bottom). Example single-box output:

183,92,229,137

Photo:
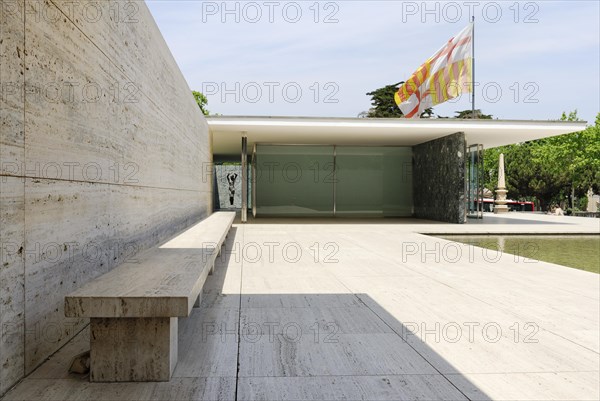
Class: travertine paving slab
242,262,337,278
345,283,600,376
447,371,600,401
240,293,363,309
179,307,240,339
241,275,353,295
201,287,242,309
174,308,239,378
240,306,393,335
405,326,600,374
324,258,419,278
2,377,235,401
172,333,238,378
238,333,437,377
237,375,468,401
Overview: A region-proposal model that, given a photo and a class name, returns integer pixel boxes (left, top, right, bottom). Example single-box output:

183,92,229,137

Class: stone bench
64,211,236,382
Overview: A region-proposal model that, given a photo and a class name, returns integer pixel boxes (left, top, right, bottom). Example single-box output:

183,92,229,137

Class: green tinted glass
254,145,412,217
255,145,334,216
336,147,412,217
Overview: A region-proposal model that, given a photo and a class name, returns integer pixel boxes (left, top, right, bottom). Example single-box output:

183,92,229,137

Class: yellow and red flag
395,24,473,118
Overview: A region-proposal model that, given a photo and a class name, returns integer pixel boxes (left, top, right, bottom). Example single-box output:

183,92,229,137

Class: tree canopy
449,109,493,119
483,111,600,211
360,84,487,119
192,90,210,116
361,83,432,118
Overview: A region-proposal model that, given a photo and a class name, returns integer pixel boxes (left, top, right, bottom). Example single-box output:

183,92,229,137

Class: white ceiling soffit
207,116,587,155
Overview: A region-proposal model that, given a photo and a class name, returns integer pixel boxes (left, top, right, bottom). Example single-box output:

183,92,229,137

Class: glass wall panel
255,145,334,216
467,144,484,218
336,147,412,217
254,145,412,217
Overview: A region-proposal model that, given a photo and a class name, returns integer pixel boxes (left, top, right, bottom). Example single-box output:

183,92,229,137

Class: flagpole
471,16,476,119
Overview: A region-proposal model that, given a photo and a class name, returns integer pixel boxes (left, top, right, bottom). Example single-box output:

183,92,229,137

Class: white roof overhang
207,116,587,155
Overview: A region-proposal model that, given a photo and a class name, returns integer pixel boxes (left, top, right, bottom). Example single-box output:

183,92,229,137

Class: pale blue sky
146,1,599,122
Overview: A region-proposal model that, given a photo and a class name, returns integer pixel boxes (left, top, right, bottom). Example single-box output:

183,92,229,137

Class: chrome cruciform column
241,134,248,223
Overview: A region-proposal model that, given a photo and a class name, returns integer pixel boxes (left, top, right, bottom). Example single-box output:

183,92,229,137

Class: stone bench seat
64,211,235,382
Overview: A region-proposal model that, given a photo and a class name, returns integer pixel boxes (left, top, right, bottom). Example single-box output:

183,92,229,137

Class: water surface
438,235,600,273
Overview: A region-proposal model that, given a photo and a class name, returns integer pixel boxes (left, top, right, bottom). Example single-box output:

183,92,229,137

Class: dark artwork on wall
226,173,238,206
214,164,243,210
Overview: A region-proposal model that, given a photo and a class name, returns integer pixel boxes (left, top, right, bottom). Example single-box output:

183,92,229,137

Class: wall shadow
3,225,497,401
185,235,495,401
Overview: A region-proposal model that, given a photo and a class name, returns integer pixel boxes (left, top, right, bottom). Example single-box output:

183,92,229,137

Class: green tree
482,110,599,211
560,110,581,122
436,109,493,119
483,143,566,211
453,109,493,119
531,111,600,209
192,90,209,116
362,83,432,118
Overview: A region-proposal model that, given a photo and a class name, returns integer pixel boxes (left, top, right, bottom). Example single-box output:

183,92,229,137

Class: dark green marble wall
413,133,466,223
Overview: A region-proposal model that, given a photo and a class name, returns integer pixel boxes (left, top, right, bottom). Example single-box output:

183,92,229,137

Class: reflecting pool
437,235,600,273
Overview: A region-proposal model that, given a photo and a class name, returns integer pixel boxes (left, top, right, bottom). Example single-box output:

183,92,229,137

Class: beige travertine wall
0,1,212,394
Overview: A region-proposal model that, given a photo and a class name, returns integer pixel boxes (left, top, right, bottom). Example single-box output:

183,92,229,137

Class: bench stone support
194,292,202,308
90,317,178,382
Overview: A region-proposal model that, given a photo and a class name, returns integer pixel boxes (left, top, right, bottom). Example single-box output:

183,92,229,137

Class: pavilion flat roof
207,115,587,155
